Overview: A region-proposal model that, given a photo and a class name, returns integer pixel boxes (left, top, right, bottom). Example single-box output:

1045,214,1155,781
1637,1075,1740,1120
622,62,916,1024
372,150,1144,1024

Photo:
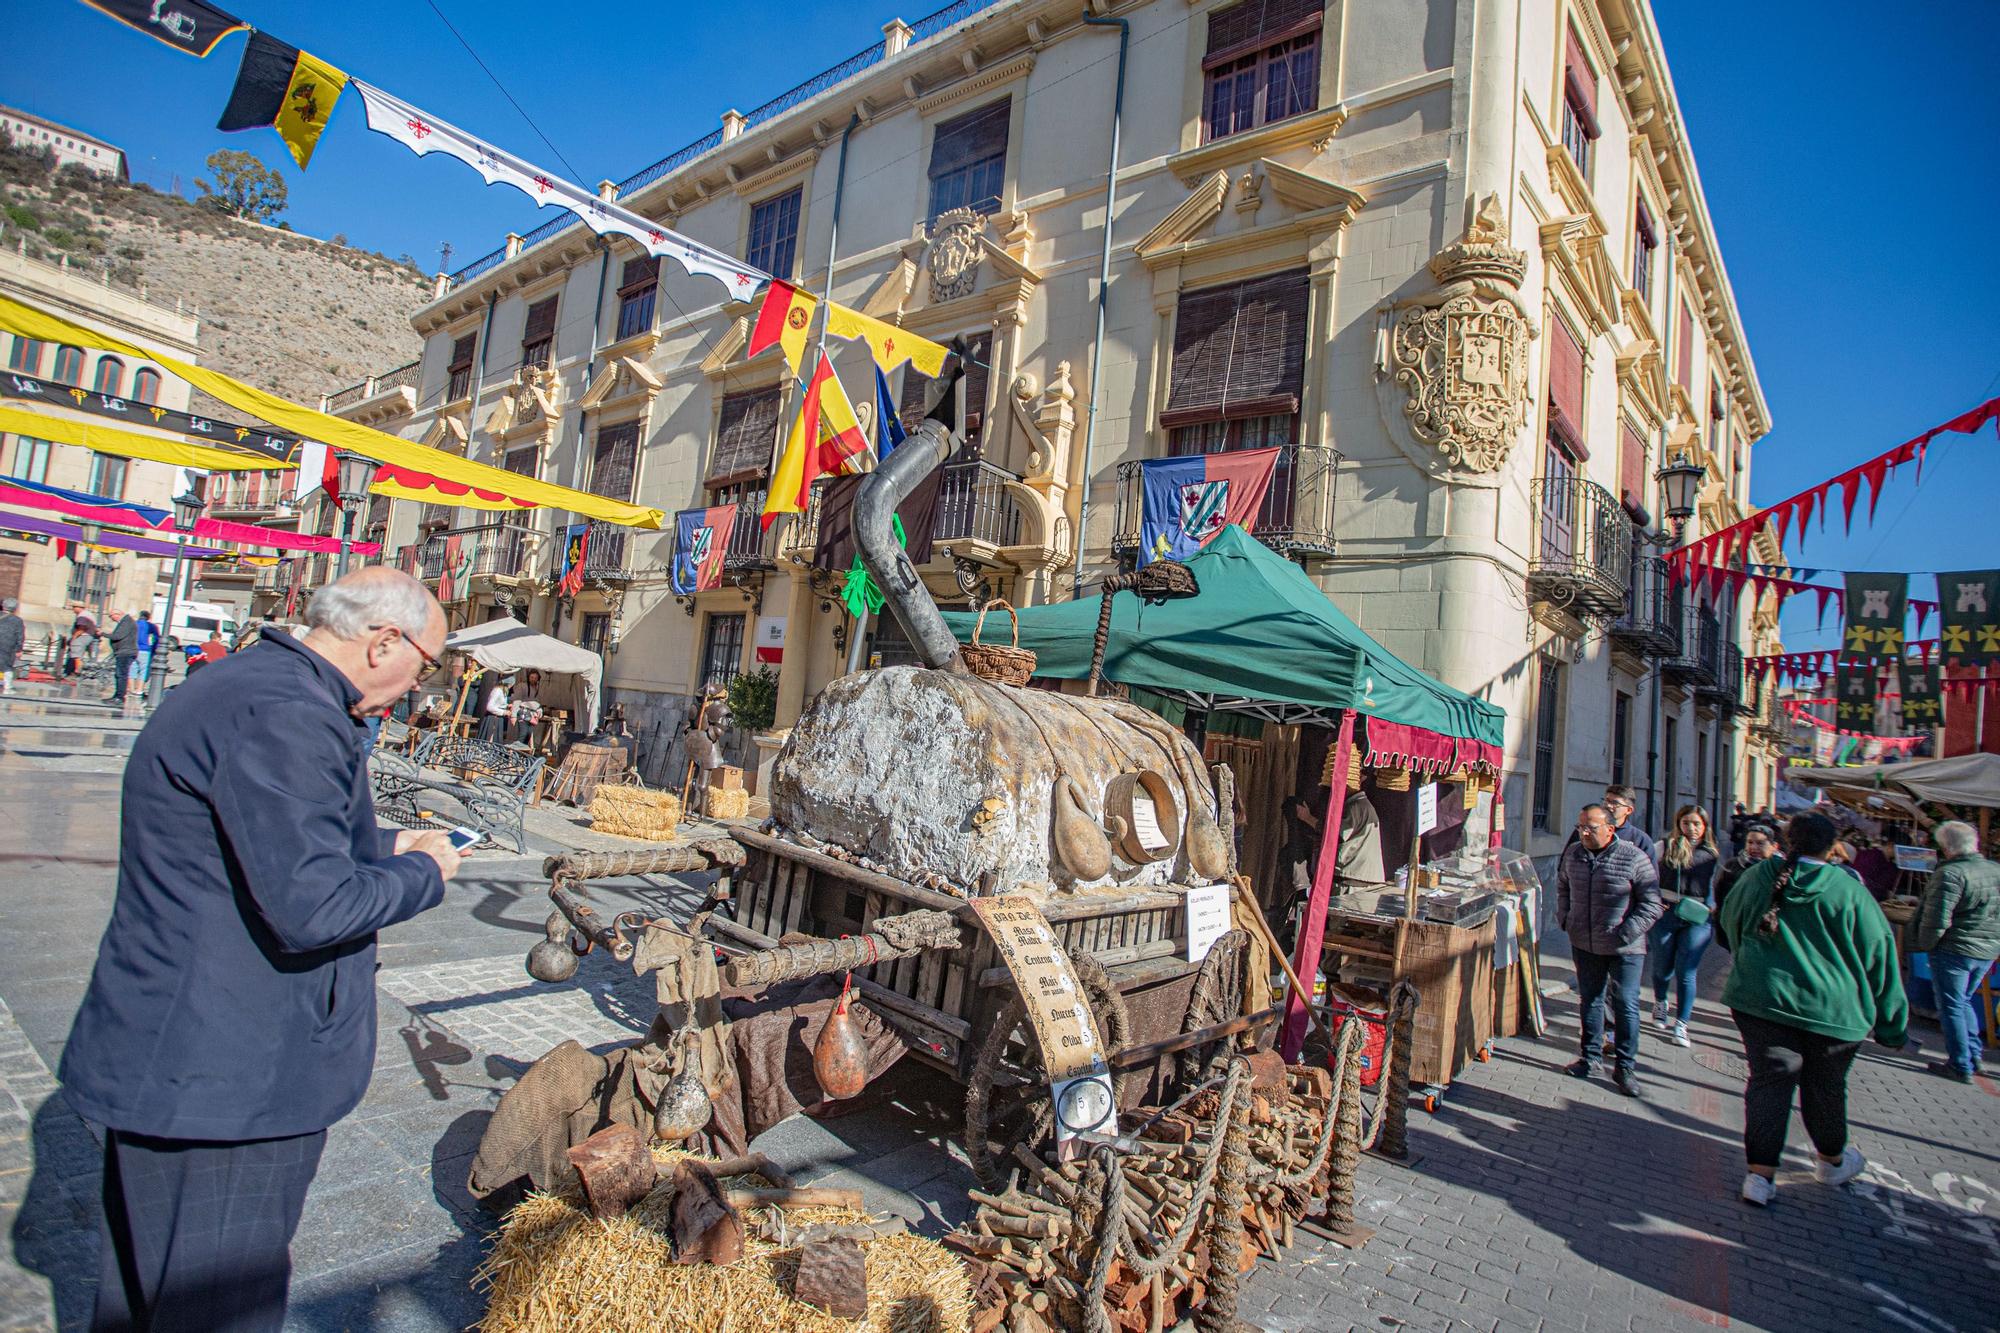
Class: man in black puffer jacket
1557,802,1663,1097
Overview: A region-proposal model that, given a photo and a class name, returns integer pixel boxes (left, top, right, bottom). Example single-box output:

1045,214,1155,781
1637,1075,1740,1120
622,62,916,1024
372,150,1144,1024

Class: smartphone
447,826,487,851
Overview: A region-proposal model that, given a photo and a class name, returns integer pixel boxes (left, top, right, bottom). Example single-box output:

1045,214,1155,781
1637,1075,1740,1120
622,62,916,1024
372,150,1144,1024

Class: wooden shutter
1162,270,1309,427
1675,302,1694,391
523,298,558,345
706,388,782,486
929,100,1010,182
1205,0,1324,66
618,256,659,296
449,334,477,374
591,420,641,501
1619,422,1647,511
1563,27,1599,134
1547,319,1586,457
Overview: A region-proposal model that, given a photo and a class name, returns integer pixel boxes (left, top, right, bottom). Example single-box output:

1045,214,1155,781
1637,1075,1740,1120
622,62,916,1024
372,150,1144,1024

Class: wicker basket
588,778,683,842
1375,766,1411,792
963,599,1036,687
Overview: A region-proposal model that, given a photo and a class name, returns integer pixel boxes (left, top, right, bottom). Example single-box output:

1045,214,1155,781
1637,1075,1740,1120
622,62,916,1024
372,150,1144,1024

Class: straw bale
476,1148,972,1333
589,785,683,842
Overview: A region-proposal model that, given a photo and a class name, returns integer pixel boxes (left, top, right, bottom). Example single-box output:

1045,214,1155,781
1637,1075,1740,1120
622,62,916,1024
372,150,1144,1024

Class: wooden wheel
964,950,1130,1189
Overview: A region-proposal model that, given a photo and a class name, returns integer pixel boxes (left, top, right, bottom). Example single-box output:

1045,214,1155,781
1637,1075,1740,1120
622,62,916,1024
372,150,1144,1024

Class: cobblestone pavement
1,696,1995,1331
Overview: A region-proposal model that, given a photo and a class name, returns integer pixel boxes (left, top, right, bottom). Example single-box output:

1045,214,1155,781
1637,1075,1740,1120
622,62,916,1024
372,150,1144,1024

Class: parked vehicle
151,598,239,653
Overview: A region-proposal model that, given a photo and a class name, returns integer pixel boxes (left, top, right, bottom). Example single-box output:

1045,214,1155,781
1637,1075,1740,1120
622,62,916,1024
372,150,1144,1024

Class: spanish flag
748,280,816,374
763,352,870,529
216,32,349,169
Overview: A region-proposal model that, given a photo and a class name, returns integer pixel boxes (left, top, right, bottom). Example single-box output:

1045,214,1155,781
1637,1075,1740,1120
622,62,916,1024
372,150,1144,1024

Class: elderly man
1914,821,2000,1084
61,567,463,1331
1557,802,1663,1097
0,596,22,694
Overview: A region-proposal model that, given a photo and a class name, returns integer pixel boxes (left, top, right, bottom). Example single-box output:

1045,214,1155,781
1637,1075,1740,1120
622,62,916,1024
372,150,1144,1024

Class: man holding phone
62,567,463,1331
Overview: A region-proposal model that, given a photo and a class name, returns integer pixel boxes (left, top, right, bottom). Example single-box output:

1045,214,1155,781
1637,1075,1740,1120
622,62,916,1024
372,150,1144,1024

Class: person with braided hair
1717,812,1908,1207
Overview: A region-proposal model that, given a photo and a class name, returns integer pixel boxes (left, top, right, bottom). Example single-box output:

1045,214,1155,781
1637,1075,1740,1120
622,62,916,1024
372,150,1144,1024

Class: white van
152,598,239,652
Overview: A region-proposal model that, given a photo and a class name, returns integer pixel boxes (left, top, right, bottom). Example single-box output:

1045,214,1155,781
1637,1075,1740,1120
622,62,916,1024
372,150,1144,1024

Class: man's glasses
371,623,442,679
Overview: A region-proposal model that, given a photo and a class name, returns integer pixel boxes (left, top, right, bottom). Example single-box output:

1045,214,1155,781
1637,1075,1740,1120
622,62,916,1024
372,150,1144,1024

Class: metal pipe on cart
1283,707,1355,1060
1072,13,1129,602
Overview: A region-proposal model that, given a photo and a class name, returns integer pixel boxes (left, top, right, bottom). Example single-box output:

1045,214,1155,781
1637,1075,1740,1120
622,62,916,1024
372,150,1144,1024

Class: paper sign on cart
1416,782,1438,835
1183,882,1232,963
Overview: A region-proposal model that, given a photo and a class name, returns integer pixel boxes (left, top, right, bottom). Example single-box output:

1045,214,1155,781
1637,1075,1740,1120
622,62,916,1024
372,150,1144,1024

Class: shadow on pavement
13,1095,103,1331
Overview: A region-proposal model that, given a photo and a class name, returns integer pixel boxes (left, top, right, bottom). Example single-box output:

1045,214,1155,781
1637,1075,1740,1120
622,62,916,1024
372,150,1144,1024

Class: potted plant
726,666,783,795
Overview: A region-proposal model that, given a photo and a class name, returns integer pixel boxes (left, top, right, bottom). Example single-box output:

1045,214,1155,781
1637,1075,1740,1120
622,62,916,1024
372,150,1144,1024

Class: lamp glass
1657,455,1705,524
171,490,205,532
333,450,373,502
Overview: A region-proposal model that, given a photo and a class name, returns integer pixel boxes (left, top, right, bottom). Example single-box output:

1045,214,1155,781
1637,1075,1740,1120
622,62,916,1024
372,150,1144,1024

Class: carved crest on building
486,363,562,443
1379,195,1535,476
926,207,986,303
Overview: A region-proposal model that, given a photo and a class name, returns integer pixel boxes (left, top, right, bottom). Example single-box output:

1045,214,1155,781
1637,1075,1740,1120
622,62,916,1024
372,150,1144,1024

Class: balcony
325,360,420,414
1109,443,1341,562
1527,476,1634,617
779,461,1027,567
1702,641,1746,711
412,523,536,598
203,472,300,519
582,518,633,580
1610,557,1681,657
1664,600,1722,690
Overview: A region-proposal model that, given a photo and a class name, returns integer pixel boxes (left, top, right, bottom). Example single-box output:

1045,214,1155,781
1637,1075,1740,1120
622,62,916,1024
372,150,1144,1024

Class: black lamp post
332,450,374,578
1656,451,1706,543
145,488,206,709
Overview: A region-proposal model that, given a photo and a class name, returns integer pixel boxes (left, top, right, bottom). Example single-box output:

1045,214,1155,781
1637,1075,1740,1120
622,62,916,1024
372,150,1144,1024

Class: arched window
93,357,124,397
132,367,162,405
52,345,85,385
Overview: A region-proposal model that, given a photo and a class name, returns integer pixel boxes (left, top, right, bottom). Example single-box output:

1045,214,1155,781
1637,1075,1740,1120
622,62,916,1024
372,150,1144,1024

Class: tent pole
1283,707,1354,1061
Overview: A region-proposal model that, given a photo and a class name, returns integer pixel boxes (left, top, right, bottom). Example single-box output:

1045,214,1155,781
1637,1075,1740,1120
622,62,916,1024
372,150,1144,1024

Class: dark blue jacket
61,631,443,1140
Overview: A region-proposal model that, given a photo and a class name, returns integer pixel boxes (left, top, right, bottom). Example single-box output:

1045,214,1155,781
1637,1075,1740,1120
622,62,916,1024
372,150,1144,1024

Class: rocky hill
0,137,429,411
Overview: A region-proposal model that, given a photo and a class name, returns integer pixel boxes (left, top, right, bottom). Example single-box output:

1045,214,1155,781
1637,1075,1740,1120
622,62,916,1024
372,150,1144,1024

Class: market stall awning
1786,752,2000,810
446,619,604,731
940,525,1505,758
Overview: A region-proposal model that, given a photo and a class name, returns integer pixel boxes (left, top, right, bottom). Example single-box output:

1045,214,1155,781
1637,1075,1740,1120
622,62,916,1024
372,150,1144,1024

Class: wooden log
702,1152,793,1189
671,1161,744,1265
793,1237,868,1319
724,1186,865,1212
565,1124,654,1220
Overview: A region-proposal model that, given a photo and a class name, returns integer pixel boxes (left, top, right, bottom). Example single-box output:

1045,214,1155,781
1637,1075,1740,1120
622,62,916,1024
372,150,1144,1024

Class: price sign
1416,782,1438,836
970,896,1107,1084
1183,882,1232,963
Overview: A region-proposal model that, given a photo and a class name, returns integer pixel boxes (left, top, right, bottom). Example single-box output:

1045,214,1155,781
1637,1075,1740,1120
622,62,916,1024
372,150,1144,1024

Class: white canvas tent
446,619,603,731
1786,752,2000,810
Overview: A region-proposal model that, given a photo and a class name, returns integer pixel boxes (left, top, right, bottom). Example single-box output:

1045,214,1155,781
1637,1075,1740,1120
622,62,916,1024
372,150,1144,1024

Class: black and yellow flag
82,0,247,58
1938,569,2000,665
216,32,349,169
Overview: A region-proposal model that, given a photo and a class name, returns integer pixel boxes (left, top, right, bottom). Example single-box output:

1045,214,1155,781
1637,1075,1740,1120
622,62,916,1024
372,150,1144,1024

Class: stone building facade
328,0,1783,834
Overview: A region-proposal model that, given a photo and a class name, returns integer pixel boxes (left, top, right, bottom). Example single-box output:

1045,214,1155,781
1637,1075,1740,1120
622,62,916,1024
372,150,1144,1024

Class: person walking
1912,820,2000,1084
0,597,23,694
200,628,230,664
1716,812,1908,1207
1651,805,1721,1048
1715,822,1778,912
65,614,97,679
130,610,158,696
60,567,462,1331
1557,802,1663,1096
104,610,138,704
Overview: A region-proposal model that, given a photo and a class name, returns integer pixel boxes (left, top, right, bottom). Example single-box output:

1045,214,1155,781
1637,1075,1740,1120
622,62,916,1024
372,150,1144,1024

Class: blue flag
874,365,906,460
1136,448,1281,565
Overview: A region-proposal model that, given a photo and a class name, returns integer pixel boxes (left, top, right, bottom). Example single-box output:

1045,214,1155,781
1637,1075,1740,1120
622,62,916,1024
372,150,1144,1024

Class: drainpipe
1072,14,1129,602
1645,232,1679,835
552,241,613,641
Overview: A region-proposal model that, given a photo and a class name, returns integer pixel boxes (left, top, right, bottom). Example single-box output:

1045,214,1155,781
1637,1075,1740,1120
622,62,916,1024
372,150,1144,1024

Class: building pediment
483,364,563,446
579,355,663,412
1135,171,1231,262
1539,214,1619,337
420,411,468,454
1137,162,1364,268
1614,334,1669,430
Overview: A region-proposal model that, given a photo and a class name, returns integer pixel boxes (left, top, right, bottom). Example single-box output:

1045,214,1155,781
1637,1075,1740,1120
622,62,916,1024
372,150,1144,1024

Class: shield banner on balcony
555,523,589,599
671,505,738,595
1841,572,1907,662
437,534,468,604
1137,448,1279,566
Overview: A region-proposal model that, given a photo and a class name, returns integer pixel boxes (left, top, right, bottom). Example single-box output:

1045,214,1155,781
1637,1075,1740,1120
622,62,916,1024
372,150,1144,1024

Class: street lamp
145,488,206,709
332,450,374,578
72,521,113,627
1655,450,1706,543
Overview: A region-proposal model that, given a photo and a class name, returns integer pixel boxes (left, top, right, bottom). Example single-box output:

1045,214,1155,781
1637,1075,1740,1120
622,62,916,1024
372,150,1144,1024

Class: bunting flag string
0,403,291,474
0,475,381,555
79,0,247,57
0,509,230,559
1778,703,1927,750
368,464,539,513
1665,396,2000,583
3,371,301,463
216,31,349,170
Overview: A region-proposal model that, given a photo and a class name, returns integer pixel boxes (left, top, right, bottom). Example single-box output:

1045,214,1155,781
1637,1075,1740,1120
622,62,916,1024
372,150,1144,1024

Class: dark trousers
1732,1010,1861,1169
109,653,136,700
1574,948,1644,1072
94,1127,326,1333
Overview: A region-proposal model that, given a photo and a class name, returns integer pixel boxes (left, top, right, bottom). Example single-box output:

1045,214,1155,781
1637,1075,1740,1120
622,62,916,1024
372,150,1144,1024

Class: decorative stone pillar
773,564,816,728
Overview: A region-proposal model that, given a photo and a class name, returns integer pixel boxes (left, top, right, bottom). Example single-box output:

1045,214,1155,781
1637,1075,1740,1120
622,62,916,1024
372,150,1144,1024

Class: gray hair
1,597,14,611
305,568,435,640
1935,821,1980,859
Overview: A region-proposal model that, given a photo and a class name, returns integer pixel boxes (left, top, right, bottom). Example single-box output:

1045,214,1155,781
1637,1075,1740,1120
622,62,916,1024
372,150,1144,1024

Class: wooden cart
1318,903,1495,1111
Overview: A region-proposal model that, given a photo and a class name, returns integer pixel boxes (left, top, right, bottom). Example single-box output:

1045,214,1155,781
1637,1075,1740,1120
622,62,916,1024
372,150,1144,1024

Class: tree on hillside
195,150,287,223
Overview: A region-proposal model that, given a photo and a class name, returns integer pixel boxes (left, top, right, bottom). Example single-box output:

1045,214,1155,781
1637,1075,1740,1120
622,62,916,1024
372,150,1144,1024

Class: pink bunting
1861,456,1891,521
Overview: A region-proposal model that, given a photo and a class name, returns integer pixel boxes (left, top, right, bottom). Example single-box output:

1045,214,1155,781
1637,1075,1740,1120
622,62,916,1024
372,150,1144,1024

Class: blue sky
5,0,1997,654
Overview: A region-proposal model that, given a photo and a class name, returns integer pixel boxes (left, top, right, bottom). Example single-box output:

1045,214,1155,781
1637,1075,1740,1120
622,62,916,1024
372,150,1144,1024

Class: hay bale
705,787,751,821
476,1148,973,1333
589,784,683,841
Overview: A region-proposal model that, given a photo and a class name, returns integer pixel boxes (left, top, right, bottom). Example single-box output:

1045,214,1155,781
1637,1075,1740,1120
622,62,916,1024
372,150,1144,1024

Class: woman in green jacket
1717,812,1908,1207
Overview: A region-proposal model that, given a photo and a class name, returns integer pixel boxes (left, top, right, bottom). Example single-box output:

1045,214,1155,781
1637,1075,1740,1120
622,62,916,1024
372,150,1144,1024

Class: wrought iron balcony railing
779,462,1025,566
1527,476,1634,617
1664,599,1722,689
203,472,299,515
1109,443,1340,562
1610,556,1681,657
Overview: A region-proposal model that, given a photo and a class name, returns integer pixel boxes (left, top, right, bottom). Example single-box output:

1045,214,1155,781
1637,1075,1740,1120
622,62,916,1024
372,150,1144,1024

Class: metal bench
370,734,546,853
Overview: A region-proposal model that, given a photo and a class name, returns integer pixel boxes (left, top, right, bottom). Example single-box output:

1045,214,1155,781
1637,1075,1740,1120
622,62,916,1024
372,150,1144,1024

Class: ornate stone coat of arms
927,207,986,303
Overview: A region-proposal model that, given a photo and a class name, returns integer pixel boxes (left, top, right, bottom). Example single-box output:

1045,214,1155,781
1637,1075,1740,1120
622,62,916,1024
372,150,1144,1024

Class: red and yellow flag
748,279,817,375
763,352,870,530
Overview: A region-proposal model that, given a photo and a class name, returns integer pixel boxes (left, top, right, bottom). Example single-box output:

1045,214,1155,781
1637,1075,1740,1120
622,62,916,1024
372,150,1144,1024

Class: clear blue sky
5,0,1997,655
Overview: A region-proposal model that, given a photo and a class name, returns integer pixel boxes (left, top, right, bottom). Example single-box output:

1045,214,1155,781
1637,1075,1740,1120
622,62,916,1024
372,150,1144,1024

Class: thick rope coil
1196,1055,1254,1333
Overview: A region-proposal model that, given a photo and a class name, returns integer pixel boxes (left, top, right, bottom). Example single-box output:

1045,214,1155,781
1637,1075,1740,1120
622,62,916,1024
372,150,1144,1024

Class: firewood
670,1161,744,1265
565,1124,655,1220
723,1186,865,1212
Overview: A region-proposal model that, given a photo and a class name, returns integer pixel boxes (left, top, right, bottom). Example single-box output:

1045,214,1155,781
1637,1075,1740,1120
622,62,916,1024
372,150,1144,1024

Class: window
1618,421,1647,513
1560,27,1600,180
92,357,124,397
504,445,537,476
1632,204,1656,305
901,331,992,448
1539,429,1577,562
1201,0,1323,143
7,337,42,375
67,557,112,608
615,256,658,341
706,388,783,488
446,332,478,403
700,612,746,687
521,298,557,370
591,420,641,502
52,345,85,385
927,100,1009,220
1612,691,1631,786
1546,318,1586,458
746,188,801,281
132,367,162,405
87,453,127,498
578,612,611,658
6,437,52,483
1532,654,1563,832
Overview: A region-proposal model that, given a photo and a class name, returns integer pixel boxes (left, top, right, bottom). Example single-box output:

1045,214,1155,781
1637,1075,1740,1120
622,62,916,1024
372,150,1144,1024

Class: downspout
1646,231,1679,834
552,240,613,640
467,293,498,463
1072,14,1129,602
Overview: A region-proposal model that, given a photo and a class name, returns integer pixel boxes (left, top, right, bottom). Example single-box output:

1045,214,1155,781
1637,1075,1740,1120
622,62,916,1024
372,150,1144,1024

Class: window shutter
1635,202,1656,249
1675,303,1694,391
1163,270,1309,427
448,333,477,374
1547,319,1586,456
618,256,659,296
929,100,1011,181
1563,27,1599,134
591,420,641,501
1205,0,1325,67
523,298,558,345
1619,422,1647,511
706,388,782,486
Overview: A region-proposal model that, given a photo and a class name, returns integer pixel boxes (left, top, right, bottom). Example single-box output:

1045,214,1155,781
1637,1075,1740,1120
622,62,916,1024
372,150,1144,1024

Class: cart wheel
965,950,1130,1190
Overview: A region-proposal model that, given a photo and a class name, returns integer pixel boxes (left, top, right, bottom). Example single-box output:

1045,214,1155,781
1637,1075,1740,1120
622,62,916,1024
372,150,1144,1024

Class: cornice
913,52,1037,117
1167,105,1349,188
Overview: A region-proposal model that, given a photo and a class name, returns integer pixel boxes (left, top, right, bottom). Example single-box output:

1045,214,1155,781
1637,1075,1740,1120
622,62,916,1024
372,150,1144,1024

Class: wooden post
1283,708,1354,1061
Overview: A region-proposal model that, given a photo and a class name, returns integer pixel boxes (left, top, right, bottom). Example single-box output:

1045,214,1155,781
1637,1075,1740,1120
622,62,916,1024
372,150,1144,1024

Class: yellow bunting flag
748,280,816,375
0,405,280,473
763,353,871,530
825,305,949,378
216,32,349,170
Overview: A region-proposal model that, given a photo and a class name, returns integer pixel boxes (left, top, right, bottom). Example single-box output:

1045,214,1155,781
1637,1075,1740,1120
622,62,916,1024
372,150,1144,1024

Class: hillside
0,137,429,412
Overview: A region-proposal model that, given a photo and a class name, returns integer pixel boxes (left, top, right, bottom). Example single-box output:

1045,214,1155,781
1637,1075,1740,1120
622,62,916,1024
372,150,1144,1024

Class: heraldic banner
1834,659,1879,734
671,505,738,595
1841,572,1908,662
1938,569,2000,665
1137,448,1280,566
1899,658,1942,728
